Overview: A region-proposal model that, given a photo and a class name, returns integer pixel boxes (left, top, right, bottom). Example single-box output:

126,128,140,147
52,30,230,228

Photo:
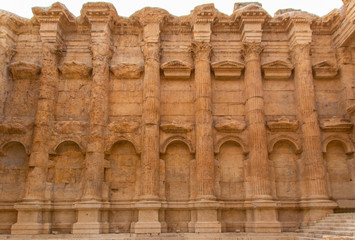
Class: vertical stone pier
133,8,168,234
72,3,115,234
190,4,221,233
288,18,336,225
238,4,281,233
11,3,73,234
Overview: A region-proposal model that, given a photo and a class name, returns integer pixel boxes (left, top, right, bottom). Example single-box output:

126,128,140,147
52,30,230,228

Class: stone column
133,10,166,233
242,42,281,233
11,6,65,234
290,43,336,223
190,42,221,234
72,3,114,234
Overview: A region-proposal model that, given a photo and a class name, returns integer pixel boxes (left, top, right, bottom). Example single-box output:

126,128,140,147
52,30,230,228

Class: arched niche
160,135,195,154
214,136,248,155
105,140,140,233
0,141,28,201
325,140,354,200
48,141,84,201
161,140,194,233
105,136,141,155
269,140,300,200
322,135,354,154
268,135,302,154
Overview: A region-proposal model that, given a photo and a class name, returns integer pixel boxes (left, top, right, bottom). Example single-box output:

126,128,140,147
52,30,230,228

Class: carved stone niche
160,60,193,80
211,60,245,80
9,61,41,80
110,63,144,79
267,117,298,132
160,119,193,133
312,61,339,79
261,60,293,80
214,118,246,133
108,119,140,133
320,117,353,132
58,61,92,79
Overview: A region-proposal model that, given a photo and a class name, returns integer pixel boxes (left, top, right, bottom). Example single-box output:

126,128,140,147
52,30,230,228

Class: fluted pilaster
243,42,272,200
291,44,329,200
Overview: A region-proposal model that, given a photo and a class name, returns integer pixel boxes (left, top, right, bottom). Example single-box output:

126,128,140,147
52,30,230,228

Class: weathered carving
9,61,41,80
262,60,293,80
0,119,33,134
58,61,92,79
214,118,246,132
267,117,298,132
110,63,144,79
242,42,263,62
312,61,339,79
160,120,193,133
320,118,353,132
108,119,140,133
191,41,212,61
211,60,245,80
160,60,193,80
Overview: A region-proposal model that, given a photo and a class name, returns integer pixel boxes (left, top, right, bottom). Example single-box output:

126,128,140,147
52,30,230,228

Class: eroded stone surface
0,0,354,237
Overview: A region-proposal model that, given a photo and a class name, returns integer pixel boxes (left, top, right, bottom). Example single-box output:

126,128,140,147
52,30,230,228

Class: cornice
32,2,75,25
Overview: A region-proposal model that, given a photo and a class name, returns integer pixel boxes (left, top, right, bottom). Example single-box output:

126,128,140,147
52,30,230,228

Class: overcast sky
0,0,343,19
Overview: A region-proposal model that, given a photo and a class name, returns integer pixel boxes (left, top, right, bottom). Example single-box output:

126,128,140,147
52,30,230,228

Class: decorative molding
108,119,140,133
9,61,41,80
110,63,144,79
319,117,353,132
214,135,249,154
322,135,354,154
161,60,193,80
0,119,33,134
58,61,92,79
105,136,141,154
262,60,293,80
160,120,193,133
312,61,338,79
214,118,246,132
268,135,302,153
267,117,298,132
160,135,195,154
211,60,245,80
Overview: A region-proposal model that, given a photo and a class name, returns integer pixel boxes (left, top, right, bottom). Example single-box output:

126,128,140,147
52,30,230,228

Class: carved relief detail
191,41,212,61
267,117,299,132
161,60,193,80
320,117,353,132
242,42,263,62
262,60,293,80
211,60,245,80
312,61,339,79
9,61,41,80
58,61,92,79
214,118,246,133
110,63,144,79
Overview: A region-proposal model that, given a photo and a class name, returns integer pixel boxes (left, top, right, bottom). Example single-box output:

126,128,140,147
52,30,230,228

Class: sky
0,0,344,19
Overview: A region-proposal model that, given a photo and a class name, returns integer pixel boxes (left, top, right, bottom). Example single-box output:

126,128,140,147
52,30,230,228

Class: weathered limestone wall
0,0,355,235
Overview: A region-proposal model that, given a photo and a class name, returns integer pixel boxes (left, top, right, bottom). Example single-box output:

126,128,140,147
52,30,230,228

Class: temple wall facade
0,0,355,235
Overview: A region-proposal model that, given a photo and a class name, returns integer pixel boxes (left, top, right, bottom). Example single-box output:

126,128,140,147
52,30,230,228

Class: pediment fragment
262,60,293,80
312,61,338,79
211,60,245,80
161,60,193,80
110,63,144,79
267,117,298,132
9,61,41,80
320,118,353,132
108,119,140,133
160,120,193,133
58,61,92,79
214,119,246,133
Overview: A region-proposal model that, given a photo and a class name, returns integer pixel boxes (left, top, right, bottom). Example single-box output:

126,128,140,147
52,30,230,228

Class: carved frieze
312,61,338,79
9,61,41,80
108,119,140,133
211,60,245,80
320,118,353,132
161,60,193,80
262,60,293,80
58,61,92,79
214,118,246,133
160,120,193,133
267,117,298,132
0,119,33,134
110,63,144,79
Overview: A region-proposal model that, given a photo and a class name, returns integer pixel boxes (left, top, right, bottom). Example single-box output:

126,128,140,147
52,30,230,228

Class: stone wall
0,0,355,235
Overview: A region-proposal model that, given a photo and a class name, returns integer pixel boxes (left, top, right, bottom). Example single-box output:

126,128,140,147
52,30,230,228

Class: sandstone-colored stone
0,1,354,238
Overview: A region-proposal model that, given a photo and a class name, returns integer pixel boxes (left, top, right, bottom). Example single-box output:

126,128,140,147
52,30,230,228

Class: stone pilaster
72,3,115,234
242,42,281,233
289,19,336,225
11,3,72,235
132,8,168,234
189,4,221,233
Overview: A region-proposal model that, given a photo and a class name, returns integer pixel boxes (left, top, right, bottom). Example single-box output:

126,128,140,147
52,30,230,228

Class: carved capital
242,42,263,62
90,41,113,61
191,41,212,61
141,42,160,63
290,43,311,63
